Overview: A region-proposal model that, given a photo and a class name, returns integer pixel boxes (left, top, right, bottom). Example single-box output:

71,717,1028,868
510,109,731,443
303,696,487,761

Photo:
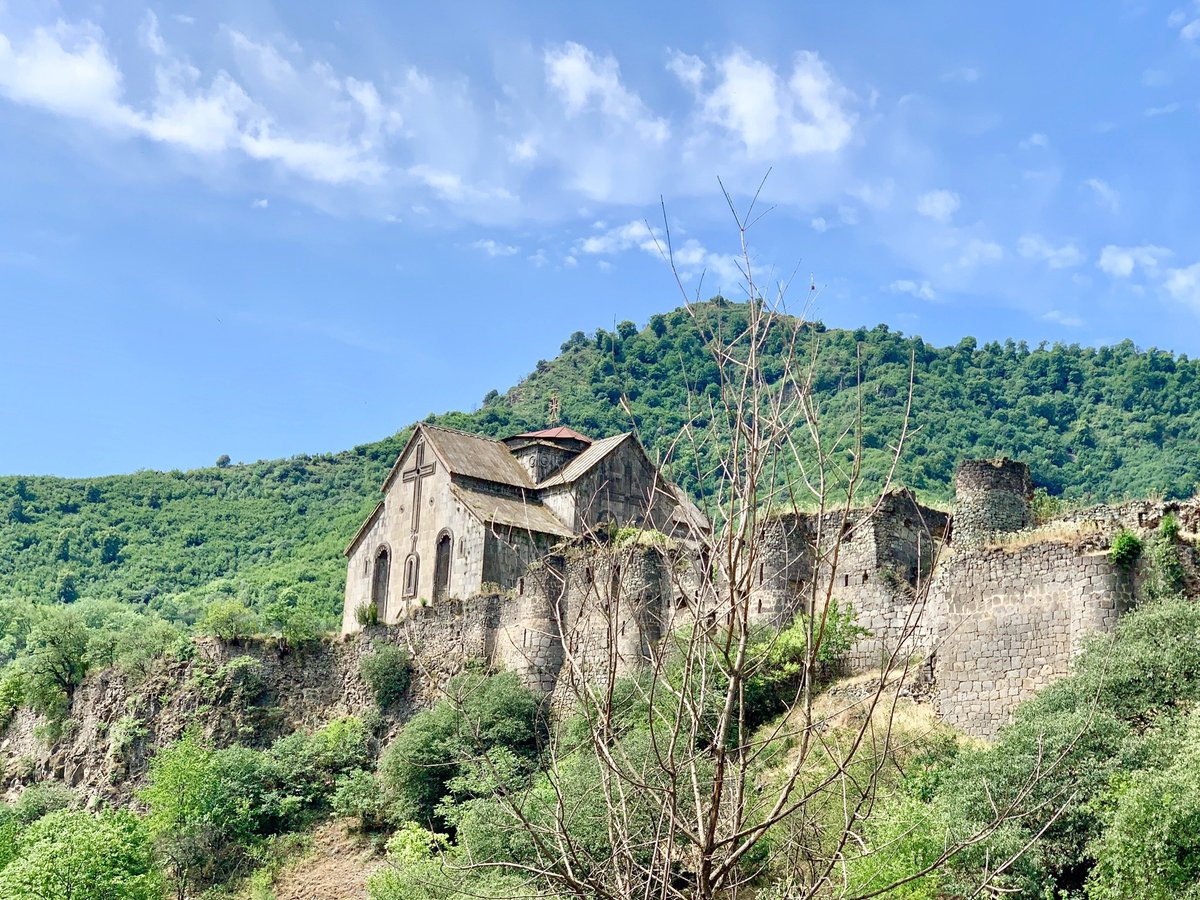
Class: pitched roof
450,485,574,537
537,432,632,487
344,500,384,557
512,426,593,443
383,424,534,491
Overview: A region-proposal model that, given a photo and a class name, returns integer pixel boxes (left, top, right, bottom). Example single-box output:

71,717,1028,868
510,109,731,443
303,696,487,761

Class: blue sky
3,1,1200,476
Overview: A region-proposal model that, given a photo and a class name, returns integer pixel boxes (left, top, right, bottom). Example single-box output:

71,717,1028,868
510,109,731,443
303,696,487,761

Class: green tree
0,808,161,900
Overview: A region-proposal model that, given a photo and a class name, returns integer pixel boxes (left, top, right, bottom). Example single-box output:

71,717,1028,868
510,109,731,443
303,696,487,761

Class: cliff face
0,635,384,806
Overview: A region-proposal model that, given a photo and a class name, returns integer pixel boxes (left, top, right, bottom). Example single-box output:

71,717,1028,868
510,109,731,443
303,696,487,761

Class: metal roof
537,432,632,487
450,485,574,537
384,424,535,491
511,426,593,443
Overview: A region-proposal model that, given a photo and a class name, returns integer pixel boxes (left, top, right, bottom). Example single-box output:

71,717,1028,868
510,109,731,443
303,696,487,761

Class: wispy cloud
1084,177,1120,212
1097,244,1170,277
915,189,960,223
472,238,519,257
940,66,979,83
1018,234,1084,269
888,279,936,300
1042,309,1083,327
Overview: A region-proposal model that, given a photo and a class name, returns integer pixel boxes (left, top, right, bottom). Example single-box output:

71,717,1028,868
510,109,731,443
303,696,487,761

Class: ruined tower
952,458,1033,547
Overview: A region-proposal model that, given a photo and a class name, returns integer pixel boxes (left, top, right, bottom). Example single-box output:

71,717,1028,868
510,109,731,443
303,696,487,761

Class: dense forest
4,297,1200,625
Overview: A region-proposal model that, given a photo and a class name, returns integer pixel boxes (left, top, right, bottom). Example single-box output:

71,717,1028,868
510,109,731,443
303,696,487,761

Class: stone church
341,424,702,631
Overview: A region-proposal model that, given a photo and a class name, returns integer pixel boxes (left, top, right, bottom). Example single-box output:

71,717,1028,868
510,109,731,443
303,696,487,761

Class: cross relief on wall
401,441,436,534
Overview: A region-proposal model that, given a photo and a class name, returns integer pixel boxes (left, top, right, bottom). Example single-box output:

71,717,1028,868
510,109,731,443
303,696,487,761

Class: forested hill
3,298,1200,622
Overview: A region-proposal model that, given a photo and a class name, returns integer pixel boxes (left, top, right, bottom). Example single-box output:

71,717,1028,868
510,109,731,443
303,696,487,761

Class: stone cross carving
401,441,436,534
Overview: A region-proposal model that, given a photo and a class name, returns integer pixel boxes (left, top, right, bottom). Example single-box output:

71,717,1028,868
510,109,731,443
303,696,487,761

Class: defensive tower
952,458,1033,547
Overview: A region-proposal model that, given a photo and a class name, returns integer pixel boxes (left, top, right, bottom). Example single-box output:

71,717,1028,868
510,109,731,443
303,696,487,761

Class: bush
1087,708,1200,900
332,769,389,830
265,595,324,647
360,645,412,709
199,599,260,642
379,670,542,829
1108,529,1143,570
355,602,378,627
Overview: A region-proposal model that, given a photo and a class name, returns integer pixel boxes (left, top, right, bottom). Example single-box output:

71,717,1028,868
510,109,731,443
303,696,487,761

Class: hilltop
3,297,1200,623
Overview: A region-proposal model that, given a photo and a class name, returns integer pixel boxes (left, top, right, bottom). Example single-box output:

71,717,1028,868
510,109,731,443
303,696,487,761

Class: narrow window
403,554,420,598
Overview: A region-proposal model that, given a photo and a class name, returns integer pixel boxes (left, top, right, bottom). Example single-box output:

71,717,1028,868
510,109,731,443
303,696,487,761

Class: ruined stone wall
929,542,1132,739
953,459,1033,548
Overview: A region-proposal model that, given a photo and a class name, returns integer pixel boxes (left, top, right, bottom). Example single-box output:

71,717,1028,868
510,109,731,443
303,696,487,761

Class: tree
141,732,267,899
411,189,1073,900
0,809,161,900
215,454,232,468
20,607,91,715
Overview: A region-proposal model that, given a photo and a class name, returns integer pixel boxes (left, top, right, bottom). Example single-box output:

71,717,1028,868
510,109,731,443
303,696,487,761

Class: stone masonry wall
953,458,1033,548
929,542,1132,739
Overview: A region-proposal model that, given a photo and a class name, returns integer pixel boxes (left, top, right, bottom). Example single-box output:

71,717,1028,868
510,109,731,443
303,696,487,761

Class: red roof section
515,426,593,443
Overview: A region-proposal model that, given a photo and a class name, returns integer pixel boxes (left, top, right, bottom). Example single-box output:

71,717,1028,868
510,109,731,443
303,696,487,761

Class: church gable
344,423,699,633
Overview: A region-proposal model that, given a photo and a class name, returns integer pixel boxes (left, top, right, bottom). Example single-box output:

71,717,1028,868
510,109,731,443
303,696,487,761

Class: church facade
341,424,700,632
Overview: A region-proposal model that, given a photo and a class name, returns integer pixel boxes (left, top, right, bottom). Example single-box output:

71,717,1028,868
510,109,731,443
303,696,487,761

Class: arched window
403,553,420,598
433,530,453,601
372,547,391,620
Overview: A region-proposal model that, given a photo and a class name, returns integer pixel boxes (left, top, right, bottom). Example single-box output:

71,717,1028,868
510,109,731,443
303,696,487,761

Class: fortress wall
954,459,1033,548
930,542,1131,739
401,595,504,703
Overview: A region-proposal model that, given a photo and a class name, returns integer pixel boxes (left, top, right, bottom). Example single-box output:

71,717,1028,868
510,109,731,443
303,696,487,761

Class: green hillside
3,298,1200,622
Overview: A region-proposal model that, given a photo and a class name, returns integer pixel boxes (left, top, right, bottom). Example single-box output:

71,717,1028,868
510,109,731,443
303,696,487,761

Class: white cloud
579,219,658,255
472,238,519,257
916,189,960,223
545,42,668,144
1182,19,1200,40
1017,234,1084,269
698,49,854,157
941,66,979,83
957,238,1003,269
577,220,742,287
1085,177,1120,212
810,216,828,233
888,279,936,300
1097,244,1170,277
1019,132,1048,149
251,197,268,208
0,18,393,186
1042,309,1083,327
1145,102,1181,117
1164,263,1200,306
666,49,705,89
528,249,547,267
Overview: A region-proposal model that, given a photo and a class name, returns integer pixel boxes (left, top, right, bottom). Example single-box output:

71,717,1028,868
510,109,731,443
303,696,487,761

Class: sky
3,1,1200,476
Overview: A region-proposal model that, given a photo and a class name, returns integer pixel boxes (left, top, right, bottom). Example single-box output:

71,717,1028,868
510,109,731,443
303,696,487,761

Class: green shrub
360,645,412,709
0,667,23,730
1108,529,1143,570
354,601,378,627
1144,514,1186,600
332,769,389,830
0,808,161,900
200,599,260,642
379,670,542,829
1087,708,1200,900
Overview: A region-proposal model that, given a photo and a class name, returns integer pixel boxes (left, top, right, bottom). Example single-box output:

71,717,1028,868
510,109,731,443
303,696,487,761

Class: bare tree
396,183,1085,900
